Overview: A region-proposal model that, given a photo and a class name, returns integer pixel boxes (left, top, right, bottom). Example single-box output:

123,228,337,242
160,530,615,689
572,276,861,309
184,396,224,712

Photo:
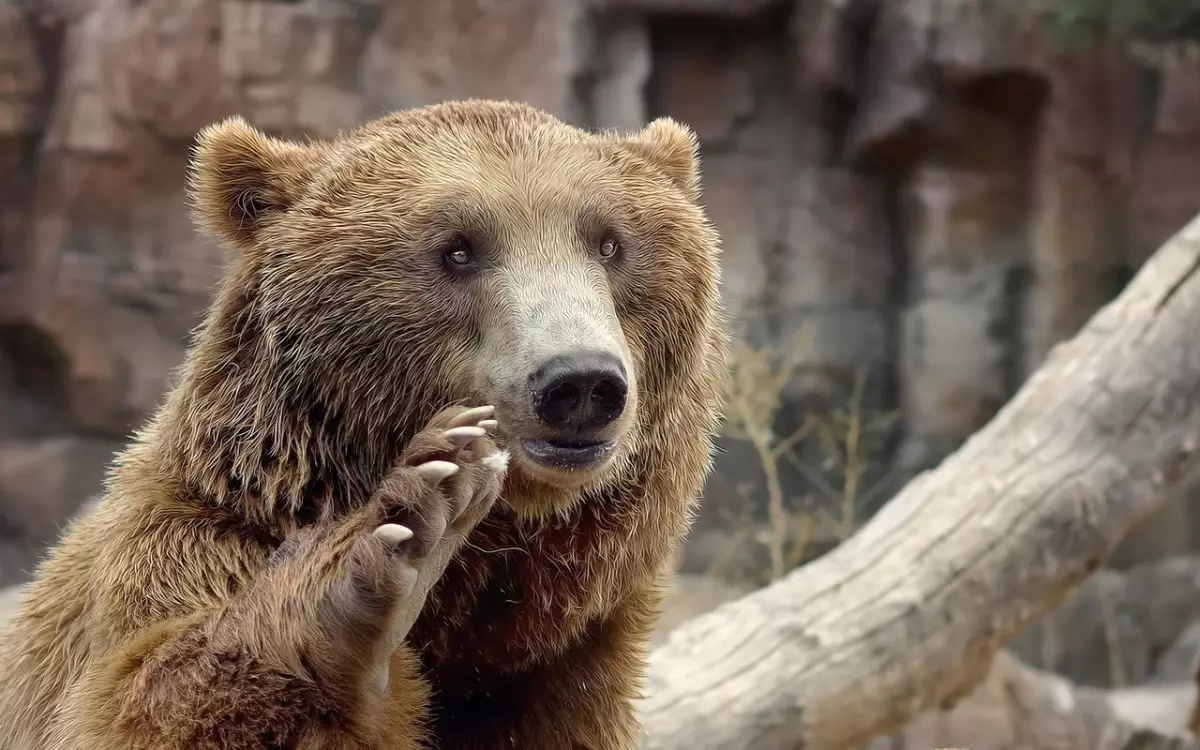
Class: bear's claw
416,460,459,484
442,425,487,446
372,523,414,547
446,404,496,428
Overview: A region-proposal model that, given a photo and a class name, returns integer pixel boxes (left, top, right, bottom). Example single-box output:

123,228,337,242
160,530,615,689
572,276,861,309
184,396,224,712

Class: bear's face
188,101,720,516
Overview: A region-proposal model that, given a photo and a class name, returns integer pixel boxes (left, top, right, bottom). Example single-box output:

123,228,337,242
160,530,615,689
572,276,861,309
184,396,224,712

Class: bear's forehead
347,99,572,143
340,126,610,177
323,128,633,214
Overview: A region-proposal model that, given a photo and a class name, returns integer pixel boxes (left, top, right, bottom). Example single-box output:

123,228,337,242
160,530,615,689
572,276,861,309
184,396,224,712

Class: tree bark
641,213,1200,749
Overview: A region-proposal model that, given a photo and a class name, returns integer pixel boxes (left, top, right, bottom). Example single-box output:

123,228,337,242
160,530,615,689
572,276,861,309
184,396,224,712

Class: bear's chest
408,506,626,687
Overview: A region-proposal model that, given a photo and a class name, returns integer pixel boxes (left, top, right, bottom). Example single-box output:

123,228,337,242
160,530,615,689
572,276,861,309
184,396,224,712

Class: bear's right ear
188,116,319,249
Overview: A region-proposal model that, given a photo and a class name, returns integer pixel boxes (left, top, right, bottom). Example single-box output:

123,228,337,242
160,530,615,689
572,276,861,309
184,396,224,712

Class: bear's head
179,100,724,521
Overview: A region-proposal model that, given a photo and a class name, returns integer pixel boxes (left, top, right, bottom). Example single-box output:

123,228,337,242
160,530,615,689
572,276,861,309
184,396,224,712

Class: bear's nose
528,352,628,438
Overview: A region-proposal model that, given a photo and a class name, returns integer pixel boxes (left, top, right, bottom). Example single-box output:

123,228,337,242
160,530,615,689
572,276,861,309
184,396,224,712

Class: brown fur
0,99,728,749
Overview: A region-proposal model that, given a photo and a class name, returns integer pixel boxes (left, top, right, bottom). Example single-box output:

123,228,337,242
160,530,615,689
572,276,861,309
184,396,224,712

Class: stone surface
1008,556,1200,690
1153,620,1200,685
0,584,22,626
3,0,1200,587
1025,40,1141,371
866,651,1197,750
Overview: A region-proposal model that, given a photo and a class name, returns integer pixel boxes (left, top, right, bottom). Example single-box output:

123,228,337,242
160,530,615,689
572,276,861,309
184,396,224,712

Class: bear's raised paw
371,404,508,565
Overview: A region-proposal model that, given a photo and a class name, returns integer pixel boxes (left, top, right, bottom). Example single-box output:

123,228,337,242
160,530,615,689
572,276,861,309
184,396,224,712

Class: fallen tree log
654,580,1200,749
640,213,1200,750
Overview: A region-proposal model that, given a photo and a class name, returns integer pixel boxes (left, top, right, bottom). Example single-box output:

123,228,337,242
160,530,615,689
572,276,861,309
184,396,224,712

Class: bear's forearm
43,515,409,750
49,612,296,749
49,607,431,750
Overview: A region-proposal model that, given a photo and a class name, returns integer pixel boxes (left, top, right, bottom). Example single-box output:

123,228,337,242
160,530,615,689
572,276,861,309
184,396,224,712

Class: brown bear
0,99,727,749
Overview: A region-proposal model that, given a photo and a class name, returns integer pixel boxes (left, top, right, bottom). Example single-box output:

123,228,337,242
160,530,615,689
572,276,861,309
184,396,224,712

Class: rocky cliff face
2,0,1200,585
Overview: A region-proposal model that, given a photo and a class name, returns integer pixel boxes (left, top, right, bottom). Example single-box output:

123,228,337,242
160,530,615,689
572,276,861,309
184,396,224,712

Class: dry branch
640,213,1200,750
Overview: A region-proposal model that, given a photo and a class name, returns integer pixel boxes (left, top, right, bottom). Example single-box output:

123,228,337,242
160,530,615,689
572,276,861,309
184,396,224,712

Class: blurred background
4,0,1200,743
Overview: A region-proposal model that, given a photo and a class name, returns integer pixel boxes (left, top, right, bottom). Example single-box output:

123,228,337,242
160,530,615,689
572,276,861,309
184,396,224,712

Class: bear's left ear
620,117,702,201
187,116,321,250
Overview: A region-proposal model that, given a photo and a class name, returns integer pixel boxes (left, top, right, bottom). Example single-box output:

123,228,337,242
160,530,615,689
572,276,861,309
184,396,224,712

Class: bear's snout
528,351,627,437
506,349,629,474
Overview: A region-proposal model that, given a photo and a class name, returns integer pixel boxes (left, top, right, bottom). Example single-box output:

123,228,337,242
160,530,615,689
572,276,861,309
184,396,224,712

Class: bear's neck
156,364,394,531
146,285,407,531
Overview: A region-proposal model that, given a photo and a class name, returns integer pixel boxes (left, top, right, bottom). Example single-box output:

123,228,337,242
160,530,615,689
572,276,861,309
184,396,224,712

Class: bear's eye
441,235,477,274
598,237,620,261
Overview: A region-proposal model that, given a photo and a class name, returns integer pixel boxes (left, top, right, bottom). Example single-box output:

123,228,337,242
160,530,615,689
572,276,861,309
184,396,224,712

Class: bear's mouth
518,438,617,471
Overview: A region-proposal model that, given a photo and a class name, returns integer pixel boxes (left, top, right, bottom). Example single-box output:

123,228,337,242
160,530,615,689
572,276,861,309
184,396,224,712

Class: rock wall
2,0,1200,585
